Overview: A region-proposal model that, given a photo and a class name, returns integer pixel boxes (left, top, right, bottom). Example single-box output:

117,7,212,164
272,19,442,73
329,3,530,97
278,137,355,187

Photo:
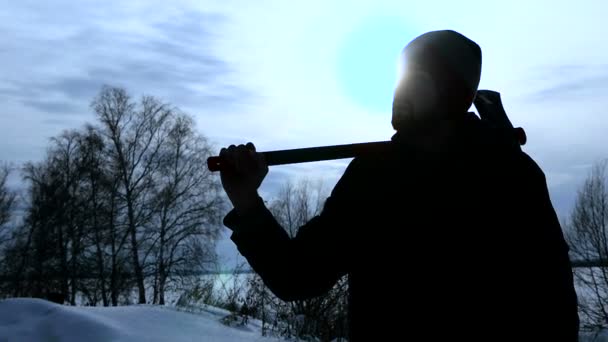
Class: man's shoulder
346,147,397,176
328,152,393,199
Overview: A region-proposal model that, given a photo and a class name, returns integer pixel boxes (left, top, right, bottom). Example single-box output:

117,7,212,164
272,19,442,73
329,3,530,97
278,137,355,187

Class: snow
0,298,286,342
2,297,607,341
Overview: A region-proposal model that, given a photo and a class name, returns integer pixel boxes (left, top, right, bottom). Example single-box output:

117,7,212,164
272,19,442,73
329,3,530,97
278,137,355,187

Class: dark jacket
224,113,579,341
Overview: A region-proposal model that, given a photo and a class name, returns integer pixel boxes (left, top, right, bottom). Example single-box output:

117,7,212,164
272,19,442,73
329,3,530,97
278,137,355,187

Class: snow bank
3,297,604,341
0,298,284,342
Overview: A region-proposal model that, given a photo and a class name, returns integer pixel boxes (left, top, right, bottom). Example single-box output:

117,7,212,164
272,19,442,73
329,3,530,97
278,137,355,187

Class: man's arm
224,187,352,301
220,145,365,301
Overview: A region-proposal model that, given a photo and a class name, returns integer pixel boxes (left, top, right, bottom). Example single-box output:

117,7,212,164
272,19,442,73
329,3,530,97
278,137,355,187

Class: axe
207,90,526,172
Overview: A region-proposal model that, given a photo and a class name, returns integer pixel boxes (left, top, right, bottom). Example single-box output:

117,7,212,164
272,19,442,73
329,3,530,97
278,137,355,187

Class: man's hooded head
392,30,482,131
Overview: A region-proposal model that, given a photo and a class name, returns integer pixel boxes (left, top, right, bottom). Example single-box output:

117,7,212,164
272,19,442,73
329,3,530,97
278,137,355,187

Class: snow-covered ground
0,298,286,342
1,297,607,341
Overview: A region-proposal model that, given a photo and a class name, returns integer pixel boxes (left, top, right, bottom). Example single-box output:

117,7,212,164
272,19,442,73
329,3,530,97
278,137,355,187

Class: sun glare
395,53,407,90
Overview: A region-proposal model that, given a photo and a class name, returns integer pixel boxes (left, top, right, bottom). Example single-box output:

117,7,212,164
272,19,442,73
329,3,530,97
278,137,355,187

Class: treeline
0,86,225,305
0,86,349,340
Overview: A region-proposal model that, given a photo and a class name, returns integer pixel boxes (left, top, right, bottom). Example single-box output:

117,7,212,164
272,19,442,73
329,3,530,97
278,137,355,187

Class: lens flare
395,54,407,90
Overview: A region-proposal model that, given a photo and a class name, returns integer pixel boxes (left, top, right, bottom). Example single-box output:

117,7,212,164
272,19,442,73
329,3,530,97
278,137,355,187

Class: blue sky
2,0,608,268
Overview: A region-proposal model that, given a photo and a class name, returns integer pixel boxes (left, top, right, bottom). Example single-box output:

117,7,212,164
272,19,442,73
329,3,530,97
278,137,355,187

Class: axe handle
207,141,392,172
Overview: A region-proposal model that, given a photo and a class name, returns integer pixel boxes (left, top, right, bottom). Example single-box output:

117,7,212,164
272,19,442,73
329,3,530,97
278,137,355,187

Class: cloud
21,98,85,115
531,75,608,101
524,64,608,102
0,1,244,121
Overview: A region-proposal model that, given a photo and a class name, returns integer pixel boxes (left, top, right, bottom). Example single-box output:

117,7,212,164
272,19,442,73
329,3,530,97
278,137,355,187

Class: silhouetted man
219,30,579,341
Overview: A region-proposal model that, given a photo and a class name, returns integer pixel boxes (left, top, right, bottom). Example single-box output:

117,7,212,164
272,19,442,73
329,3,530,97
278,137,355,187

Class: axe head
473,90,526,147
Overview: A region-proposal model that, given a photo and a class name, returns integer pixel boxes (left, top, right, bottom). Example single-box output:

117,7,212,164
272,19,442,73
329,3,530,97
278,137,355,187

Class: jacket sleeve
224,158,366,301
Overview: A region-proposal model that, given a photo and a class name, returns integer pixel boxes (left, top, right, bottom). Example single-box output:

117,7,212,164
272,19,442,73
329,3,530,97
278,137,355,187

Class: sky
2,0,608,268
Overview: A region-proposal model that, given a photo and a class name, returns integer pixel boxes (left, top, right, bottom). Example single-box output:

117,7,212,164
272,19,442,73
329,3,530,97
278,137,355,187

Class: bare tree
0,164,17,297
51,130,86,305
148,113,223,304
0,164,16,244
245,179,349,341
270,180,326,238
0,86,223,307
567,160,608,330
74,126,125,306
4,131,100,302
14,157,71,300
93,86,173,304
